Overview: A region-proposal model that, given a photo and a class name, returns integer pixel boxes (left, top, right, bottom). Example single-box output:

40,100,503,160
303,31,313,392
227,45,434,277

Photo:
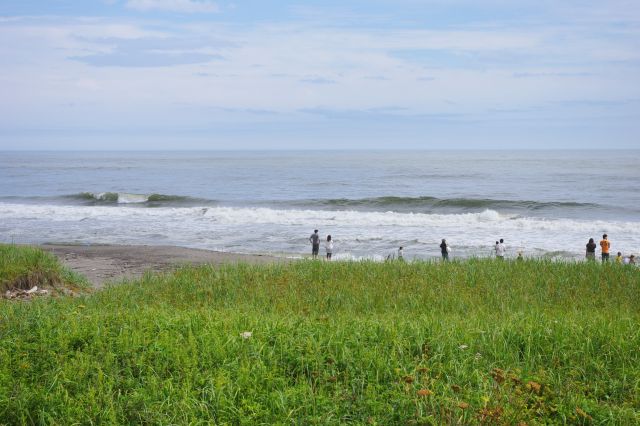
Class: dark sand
40,244,289,288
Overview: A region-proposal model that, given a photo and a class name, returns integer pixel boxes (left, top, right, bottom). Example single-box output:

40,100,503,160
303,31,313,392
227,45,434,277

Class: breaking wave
291,196,600,213
66,192,212,206
0,193,612,216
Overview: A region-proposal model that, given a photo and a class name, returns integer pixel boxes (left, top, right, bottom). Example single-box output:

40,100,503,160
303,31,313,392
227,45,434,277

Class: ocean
1,150,638,260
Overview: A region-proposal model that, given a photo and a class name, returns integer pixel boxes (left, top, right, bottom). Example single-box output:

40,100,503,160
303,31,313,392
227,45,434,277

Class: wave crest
303,196,598,212
69,192,206,206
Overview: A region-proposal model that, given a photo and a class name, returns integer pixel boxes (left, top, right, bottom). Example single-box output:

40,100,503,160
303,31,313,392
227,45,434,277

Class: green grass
1,253,639,424
0,244,88,293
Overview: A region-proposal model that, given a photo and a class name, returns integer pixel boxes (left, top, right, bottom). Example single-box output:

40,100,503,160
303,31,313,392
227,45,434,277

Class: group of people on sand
309,230,636,264
410,238,511,262
587,234,636,264
440,238,507,262
309,229,333,260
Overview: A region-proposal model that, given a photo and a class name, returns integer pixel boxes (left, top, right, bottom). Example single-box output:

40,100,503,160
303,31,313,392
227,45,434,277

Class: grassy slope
0,258,639,424
0,244,87,293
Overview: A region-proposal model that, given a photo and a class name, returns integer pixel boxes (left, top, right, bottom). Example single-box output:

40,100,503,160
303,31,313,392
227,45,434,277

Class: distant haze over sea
1,150,639,260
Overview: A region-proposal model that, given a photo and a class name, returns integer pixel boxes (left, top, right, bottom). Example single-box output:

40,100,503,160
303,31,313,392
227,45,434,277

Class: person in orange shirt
599,234,610,262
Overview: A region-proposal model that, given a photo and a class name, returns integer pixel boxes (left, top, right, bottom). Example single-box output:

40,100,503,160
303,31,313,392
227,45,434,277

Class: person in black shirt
440,239,449,261
585,238,596,261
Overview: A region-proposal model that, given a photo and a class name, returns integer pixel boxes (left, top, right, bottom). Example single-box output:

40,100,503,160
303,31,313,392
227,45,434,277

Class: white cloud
126,0,219,13
0,13,638,149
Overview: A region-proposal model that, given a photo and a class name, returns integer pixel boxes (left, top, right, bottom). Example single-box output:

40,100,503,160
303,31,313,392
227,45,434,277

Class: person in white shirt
397,246,404,261
325,235,333,260
496,238,506,259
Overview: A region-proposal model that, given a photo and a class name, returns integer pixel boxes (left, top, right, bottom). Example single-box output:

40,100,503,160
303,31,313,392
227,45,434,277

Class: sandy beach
40,244,288,288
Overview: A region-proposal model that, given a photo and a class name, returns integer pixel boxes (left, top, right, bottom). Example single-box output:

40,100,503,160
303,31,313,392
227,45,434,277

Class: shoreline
27,243,640,289
38,243,289,288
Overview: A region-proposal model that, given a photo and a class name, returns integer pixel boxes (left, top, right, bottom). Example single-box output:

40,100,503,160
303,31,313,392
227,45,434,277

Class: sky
1,0,639,150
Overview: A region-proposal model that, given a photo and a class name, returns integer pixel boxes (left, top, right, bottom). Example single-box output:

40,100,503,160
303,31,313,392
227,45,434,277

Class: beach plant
0,244,87,293
0,254,639,424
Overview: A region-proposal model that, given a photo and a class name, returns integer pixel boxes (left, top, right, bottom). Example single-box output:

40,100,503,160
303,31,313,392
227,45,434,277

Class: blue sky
1,0,639,149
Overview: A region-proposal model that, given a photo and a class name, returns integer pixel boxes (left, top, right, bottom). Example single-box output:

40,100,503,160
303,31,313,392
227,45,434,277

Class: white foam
114,193,149,204
1,203,639,259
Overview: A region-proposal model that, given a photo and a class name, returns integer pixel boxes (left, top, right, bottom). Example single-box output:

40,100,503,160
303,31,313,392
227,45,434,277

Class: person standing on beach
599,234,610,262
585,238,596,261
496,239,506,259
440,239,449,261
325,235,333,260
397,246,404,261
615,252,623,264
309,229,320,259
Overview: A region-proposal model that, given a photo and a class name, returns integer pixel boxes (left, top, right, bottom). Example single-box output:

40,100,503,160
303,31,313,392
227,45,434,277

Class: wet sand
40,244,289,288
